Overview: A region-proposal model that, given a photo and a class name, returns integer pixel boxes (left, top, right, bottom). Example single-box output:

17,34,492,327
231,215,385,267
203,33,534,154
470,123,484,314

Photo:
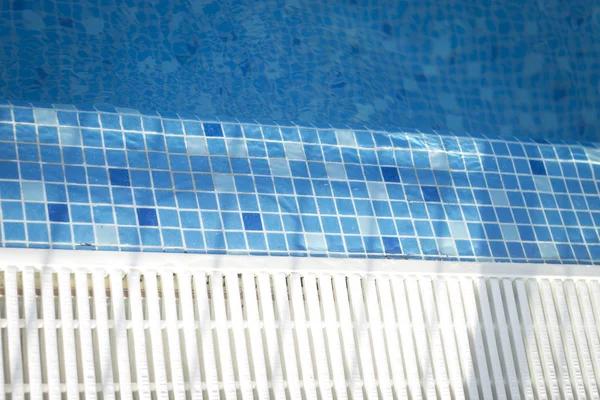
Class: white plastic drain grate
1,250,600,399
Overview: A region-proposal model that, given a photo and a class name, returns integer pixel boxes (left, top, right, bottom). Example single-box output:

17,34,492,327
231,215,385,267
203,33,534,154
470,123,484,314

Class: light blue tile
214,174,235,192
437,238,457,256
96,225,117,245
34,109,57,125
269,159,290,176
534,176,552,192
326,163,346,180
358,217,379,236
306,233,327,251
60,127,82,146
430,152,449,170
490,190,509,206
501,224,520,241
21,181,45,201
448,221,469,239
336,130,357,147
284,143,305,160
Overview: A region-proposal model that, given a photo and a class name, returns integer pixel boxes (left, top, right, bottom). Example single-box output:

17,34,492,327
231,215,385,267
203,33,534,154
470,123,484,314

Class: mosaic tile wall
1,0,600,142
1,100,600,264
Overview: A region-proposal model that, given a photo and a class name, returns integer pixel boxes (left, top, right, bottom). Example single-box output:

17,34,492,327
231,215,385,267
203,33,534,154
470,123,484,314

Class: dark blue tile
136,208,158,226
421,186,441,202
203,123,223,137
529,160,547,175
109,168,130,186
48,203,69,222
381,167,400,182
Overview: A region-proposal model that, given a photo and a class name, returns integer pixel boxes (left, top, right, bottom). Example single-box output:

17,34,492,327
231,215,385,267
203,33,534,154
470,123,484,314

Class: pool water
1,0,599,142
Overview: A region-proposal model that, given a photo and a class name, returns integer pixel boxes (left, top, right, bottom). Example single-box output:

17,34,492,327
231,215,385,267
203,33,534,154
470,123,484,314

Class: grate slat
2,262,600,399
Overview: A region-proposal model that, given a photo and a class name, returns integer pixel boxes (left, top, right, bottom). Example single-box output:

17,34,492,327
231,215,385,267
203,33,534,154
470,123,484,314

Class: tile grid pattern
1,100,600,264
1,0,600,142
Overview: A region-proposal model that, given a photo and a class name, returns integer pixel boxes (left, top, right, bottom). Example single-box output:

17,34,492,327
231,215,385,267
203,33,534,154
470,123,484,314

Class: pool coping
2,247,599,279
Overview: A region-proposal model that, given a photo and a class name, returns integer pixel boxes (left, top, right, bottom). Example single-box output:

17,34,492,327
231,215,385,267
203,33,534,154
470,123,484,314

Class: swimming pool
4,3,600,396
1,0,600,264
1,0,599,142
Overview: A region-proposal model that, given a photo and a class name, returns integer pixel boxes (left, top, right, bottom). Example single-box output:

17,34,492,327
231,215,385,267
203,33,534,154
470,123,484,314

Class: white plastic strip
377,276,408,399
552,280,586,399
5,268,24,399
347,275,379,399
390,276,422,400
256,272,286,399
588,281,600,387
224,272,253,400
460,278,493,399
58,268,79,400
241,273,270,400
75,270,98,400
193,271,220,400
501,279,535,400
318,274,349,400
333,274,364,400
433,278,465,400
524,279,560,399
575,281,600,397
0,285,4,400
406,277,438,398
539,279,575,398
363,276,393,399
489,278,519,399
144,271,168,398
92,270,116,400
3,250,600,399
564,281,599,399
177,271,203,400
303,274,334,400
474,278,507,399
22,268,42,400
418,278,452,399
210,272,237,400
446,278,479,400
161,272,187,400
127,270,152,400
109,271,133,400
288,274,317,399
41,268,61,400
272,273,302,400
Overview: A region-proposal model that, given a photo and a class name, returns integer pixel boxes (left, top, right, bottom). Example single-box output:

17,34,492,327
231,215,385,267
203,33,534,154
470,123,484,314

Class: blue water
1,0,599,141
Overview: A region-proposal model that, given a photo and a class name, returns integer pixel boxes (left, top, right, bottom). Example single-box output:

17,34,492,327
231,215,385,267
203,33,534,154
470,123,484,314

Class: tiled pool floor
1,0,599,142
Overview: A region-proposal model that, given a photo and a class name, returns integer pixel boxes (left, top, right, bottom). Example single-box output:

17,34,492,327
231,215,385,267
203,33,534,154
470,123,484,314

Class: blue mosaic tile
1,1,599,142
0,103,599,265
